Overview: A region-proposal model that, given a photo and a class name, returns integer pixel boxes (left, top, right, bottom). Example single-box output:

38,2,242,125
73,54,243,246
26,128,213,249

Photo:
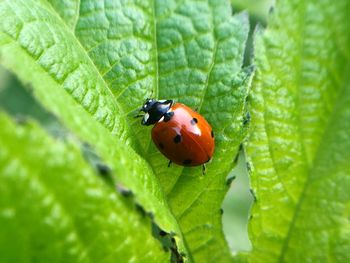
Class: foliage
0,0,250,262
1,0,349,262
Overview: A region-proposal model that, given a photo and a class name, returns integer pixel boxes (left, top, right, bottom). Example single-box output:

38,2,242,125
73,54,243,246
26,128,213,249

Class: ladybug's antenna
150,87,154,99
134,106,144,118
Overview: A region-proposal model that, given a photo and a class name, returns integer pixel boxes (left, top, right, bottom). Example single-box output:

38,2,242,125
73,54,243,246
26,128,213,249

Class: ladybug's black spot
211,130,214,138
190,118,198,125
183,159,192,165
173,134,182,144
159,142,164,149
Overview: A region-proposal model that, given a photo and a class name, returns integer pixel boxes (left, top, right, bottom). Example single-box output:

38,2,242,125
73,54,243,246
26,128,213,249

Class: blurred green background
232,0,274,24
223,154,253,253
0,0,274,255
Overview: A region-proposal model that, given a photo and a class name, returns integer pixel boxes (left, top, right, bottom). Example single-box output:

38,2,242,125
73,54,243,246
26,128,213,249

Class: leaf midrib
72,0,81,32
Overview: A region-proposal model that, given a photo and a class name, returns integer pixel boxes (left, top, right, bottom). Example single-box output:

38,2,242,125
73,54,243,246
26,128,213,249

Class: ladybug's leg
134,114,143,118
202,164,206,175
168,160,172,167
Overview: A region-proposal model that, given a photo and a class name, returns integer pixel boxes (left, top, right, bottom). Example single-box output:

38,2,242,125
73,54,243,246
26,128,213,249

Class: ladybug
137,99,215,173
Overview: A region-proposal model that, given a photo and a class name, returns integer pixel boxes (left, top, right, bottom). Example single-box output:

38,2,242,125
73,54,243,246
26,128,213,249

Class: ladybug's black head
139,99,174,126
141,98,157,113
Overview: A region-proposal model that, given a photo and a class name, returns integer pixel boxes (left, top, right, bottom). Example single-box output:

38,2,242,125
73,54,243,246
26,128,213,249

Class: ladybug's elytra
137,99,215,172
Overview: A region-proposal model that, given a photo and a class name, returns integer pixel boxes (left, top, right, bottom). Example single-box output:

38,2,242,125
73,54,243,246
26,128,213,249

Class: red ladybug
137,99,215,172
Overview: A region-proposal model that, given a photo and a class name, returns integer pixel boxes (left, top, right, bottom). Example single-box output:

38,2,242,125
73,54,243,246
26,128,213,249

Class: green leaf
245,0,350,262
0,113,169,262
0,0,187,258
